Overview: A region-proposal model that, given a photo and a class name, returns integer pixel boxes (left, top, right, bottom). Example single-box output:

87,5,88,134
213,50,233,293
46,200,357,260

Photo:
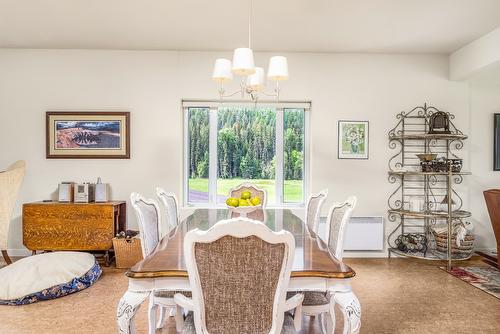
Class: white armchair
0,160,26,265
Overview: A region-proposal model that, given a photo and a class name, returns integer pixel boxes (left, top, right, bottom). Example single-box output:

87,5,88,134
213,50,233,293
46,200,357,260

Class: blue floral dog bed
0,252,101,305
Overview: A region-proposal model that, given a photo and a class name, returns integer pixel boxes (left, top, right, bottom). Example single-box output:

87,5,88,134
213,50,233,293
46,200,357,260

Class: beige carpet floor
1,258,499,333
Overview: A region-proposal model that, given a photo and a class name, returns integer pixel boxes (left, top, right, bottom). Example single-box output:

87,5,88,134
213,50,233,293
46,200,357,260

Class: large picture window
184,101,309,206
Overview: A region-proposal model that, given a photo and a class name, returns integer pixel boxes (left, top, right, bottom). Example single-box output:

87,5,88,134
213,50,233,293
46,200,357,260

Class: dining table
117,208,361,333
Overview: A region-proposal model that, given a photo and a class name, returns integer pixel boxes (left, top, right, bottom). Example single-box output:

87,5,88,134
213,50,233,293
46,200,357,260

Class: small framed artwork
46,111,130,159
494,114,500,170
338,120,369,159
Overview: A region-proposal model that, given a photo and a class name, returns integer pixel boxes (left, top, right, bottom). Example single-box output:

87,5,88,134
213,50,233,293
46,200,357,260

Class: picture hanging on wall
338,120,369,159
494,113,500,170
46,111,130,159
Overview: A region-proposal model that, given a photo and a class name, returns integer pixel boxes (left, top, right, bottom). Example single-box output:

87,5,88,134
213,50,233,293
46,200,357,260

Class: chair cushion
154,290,192,298
181,312,296,334
0,252,101,305
287,291,330,306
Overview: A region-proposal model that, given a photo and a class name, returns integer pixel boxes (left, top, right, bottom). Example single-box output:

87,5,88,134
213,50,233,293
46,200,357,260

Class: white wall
0,49,475,255
468,81,500,250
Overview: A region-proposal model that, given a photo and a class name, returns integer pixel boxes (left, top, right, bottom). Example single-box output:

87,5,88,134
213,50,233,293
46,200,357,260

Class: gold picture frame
46,111,130,159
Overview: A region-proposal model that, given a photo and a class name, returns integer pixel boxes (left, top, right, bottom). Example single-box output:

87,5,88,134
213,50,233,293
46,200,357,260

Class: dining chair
156,187,180,237
130,192,188,333
290,196,357,334
0,160,26,265
305,189,328,234
174,217,304,334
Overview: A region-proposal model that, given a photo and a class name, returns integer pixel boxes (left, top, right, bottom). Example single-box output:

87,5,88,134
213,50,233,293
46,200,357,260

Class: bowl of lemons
225,191,262,217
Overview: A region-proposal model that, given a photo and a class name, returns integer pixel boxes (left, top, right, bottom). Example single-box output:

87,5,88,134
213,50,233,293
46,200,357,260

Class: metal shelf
388,248,473,261
388,209,472,219
389,133,468,140
387,104,472,269
388,171,471,176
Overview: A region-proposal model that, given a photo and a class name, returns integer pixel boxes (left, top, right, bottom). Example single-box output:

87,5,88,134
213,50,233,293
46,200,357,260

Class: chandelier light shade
246,67,265,91
232,48,256,75
212,0,289,101
212,58,233,83
267,56,289,81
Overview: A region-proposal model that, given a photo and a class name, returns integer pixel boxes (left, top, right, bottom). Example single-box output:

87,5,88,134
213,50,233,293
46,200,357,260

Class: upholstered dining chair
156,187,180,237
174,217,304,334
305,189,328,234
290,196,357,334
130,192,187,333
0,160,26,265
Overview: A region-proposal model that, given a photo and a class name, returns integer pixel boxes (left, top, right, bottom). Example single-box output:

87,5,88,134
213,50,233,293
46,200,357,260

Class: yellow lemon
250,197,261,206
241,191,252,200
226,197,239,207
239,199,248,207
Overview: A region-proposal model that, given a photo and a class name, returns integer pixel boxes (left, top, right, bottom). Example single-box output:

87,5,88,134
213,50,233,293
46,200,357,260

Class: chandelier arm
219,89,244,99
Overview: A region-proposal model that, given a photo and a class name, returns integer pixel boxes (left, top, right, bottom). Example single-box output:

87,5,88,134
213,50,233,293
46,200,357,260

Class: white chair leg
175,305,185,332
334,291,361,334
327,298,336,334
170,306,176,317
319,313,328,334
156,306,167,329
148,296,158,334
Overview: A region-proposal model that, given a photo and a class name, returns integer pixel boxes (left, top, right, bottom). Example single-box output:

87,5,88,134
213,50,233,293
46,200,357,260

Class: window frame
182,99,311,208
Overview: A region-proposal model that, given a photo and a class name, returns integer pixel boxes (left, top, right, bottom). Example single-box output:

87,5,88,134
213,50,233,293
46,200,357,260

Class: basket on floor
112,236,143,269
433,231,474,256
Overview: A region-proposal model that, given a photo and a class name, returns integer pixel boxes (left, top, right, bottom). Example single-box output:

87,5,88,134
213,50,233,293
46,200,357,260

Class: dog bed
0,252,101,305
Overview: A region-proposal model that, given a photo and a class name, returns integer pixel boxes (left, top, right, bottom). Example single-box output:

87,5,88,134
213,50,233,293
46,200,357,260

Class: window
184,101,309,206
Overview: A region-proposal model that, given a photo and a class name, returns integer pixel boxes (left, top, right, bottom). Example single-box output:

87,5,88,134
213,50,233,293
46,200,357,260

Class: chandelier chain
248,0,252,49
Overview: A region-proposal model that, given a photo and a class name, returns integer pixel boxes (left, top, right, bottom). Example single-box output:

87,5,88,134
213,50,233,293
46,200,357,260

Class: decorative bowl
416,153,437,162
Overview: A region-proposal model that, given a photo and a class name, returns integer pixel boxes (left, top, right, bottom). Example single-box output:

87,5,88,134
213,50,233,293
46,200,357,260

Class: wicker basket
112,237,143,269
432,231,474,256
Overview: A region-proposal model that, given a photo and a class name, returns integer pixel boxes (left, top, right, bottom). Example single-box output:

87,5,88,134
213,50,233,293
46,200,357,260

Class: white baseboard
343,251,388,258
474,247,497,254
6,248,31,257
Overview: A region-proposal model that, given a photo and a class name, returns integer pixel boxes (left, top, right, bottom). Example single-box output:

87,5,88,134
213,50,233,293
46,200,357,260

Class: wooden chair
174,218,304,334
290,196,357,334
305,189,328,234
130,192,187,333
0,160,25,265
483,189,500,269
156,188,180,237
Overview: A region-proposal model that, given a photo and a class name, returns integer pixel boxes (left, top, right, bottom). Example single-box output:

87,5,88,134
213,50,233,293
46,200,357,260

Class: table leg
334,291,361,334
117,290,150,334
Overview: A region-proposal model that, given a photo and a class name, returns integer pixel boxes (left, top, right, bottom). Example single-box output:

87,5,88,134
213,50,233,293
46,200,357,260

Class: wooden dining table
117,208,361,333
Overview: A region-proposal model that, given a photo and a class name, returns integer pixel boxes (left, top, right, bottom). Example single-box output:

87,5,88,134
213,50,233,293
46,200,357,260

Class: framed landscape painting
46,111,130,159
338,120,369,159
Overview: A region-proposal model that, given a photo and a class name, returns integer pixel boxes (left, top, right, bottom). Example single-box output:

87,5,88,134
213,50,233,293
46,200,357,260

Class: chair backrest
130,192,161,257
156,187,179,236
483,189,500,249
325,196,357,260
184,218,294,334
229,182,268,208
0,160,26,249
305,189,328,234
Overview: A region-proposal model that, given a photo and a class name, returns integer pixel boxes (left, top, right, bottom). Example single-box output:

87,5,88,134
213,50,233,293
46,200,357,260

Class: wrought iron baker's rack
387,104,471,269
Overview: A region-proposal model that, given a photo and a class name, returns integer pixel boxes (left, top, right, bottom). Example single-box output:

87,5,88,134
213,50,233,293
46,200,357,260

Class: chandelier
211,0,289,101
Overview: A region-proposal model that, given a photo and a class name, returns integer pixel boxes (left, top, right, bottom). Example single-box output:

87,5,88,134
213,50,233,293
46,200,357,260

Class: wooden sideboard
23,201,126,265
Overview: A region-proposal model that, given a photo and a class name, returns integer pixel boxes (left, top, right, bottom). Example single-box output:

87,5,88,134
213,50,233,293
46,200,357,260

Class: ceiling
1,0,500,54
